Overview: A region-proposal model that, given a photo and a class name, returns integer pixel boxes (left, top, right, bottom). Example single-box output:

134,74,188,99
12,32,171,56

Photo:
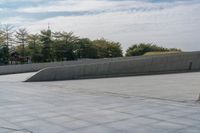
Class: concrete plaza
0,72,200,133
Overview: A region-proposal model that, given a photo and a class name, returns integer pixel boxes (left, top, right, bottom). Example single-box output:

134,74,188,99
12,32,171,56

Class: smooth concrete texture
0,72,200,133
0,57,137,75
26,52,200,82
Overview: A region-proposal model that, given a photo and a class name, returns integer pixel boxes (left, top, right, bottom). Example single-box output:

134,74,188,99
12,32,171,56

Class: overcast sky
0,0,200,52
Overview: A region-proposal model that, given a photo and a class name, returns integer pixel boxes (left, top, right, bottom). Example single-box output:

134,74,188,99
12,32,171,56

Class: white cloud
16,0,179,13
1,0,200,52
21,1,200,51
0,0,43,3
1,16,27,25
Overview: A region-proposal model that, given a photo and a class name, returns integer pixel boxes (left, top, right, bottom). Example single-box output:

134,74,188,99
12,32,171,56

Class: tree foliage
75,38,98,59
0,45,9,64
0,24,182,65
0,24,14,64
93,39,123,58
15,28,28,62
126,43,181,56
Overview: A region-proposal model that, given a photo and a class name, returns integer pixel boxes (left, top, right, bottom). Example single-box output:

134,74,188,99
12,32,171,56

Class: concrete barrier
26,51,200,82
0,57,137,75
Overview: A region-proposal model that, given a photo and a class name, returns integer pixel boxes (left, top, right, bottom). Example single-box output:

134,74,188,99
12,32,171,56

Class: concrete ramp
26,52,200,82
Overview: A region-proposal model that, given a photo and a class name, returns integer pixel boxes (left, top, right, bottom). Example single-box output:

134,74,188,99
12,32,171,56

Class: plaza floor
0,72,200,133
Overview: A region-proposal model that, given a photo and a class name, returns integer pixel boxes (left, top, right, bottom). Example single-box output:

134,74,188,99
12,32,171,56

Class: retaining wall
26,52,200,82
0,57,136,75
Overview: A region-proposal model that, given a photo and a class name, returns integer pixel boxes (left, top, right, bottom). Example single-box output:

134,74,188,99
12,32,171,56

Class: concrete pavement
0,72,200,133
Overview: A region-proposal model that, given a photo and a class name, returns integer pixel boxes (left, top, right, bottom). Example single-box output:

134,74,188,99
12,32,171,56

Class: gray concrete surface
0,55,151,75
0,59,95,75
1,51,199,76
26,52,200,82
0,72,200,133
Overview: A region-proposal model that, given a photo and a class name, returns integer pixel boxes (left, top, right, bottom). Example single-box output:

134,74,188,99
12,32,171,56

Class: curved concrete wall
0,56,137,75
26,52,200,82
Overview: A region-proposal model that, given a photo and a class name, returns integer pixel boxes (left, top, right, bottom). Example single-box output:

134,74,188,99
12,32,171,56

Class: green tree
75,38,98,59
27,34,43,63
15,28,28,62
40,29,53,62
126,43,181,56
0,45,9,65
0,29,4,43
2,24,14,47
92,39,123,58
0,24,14,64
53,32,79,61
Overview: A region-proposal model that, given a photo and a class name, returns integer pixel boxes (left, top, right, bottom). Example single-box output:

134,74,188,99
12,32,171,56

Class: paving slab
0,72,200,133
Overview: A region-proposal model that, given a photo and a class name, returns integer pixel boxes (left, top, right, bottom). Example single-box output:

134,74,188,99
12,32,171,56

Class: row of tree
0,24,181,65
0,25,123,64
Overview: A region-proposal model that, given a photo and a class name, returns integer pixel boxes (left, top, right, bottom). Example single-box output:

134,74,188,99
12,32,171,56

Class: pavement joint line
70,118,130,131
0,126,33,133
134,95,193,104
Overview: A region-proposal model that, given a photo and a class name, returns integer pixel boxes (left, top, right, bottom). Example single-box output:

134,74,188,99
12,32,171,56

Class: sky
0,0,200,52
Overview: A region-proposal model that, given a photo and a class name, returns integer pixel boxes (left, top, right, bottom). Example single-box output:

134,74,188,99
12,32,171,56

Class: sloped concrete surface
0,72,200,133
0,72,36,82
26,52,200,82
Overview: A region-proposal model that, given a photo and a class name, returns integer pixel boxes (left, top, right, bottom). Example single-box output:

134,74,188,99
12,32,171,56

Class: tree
126,43,181,56
27,34,43,63
2,24,14,47
27,34,40,53
75,38,98,59
0,24,14,64
0,28,4,43
15,28,28,62
40,29,53,62
53,32,79,61
92,39,123,58
0,45,9,65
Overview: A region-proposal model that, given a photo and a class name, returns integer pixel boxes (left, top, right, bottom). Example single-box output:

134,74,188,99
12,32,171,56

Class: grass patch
144,51,182,56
